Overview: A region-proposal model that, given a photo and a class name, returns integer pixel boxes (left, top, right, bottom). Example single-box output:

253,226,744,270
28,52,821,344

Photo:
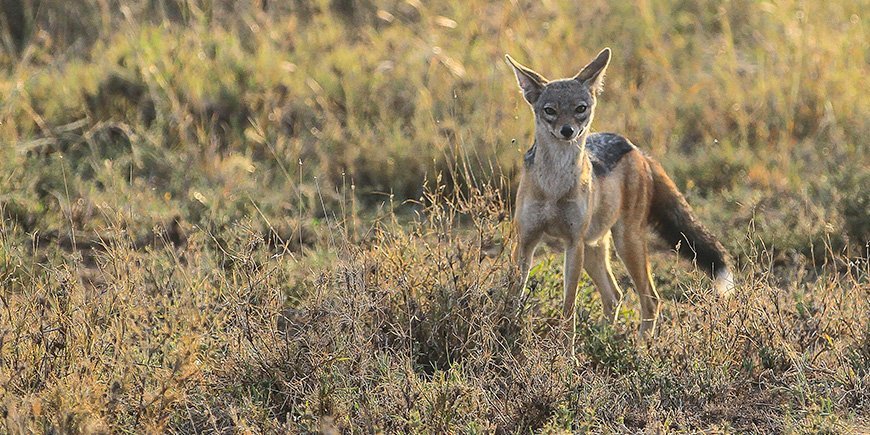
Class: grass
1,0,868,432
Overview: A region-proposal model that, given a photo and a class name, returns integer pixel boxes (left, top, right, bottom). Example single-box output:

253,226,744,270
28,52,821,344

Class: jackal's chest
526,149,585,198
521,196,591,243
531,168,579,199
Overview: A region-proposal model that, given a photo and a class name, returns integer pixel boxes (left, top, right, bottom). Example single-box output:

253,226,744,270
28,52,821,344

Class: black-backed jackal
506,48,735,335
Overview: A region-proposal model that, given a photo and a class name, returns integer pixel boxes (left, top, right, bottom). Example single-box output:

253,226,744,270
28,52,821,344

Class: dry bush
2,179,867,432
1,0,868,432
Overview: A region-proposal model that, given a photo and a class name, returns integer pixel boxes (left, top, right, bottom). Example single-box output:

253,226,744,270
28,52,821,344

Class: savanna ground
0,0,868,432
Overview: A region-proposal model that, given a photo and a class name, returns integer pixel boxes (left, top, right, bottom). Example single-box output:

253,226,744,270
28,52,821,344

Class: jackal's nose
560,125,574,139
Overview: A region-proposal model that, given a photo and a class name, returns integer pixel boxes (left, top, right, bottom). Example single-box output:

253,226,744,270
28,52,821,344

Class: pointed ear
574,48,611,94
505,54,548,105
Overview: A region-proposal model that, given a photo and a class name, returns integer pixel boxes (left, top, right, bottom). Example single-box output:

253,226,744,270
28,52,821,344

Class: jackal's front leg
510,232,540,297
563,243,585,319
563,242,585,363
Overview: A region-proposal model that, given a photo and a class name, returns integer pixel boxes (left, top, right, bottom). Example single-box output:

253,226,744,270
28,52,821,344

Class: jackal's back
585,133,636,177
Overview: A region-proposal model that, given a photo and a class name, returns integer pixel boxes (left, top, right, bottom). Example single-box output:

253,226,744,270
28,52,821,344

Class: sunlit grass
0,0,867,432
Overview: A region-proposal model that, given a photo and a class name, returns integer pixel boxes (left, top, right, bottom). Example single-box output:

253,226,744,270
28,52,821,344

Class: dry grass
1,0,868,432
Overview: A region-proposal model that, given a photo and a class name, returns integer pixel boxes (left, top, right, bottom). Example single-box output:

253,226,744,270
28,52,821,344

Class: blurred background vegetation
1,0,867,255
0,0,867,432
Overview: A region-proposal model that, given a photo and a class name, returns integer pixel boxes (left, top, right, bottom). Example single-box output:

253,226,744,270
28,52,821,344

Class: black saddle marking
586,132,635,177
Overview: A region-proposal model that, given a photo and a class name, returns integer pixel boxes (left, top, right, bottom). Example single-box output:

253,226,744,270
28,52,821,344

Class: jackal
506,48,734,335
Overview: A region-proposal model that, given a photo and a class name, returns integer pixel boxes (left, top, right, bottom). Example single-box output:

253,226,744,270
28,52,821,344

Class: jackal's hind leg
584,237,622,323
613,224,660,336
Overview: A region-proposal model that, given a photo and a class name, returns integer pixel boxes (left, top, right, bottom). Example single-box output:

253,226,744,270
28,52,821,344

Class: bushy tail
646,156,735,295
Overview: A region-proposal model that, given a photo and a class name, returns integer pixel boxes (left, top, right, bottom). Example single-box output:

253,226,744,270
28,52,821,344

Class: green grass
1,0,868,432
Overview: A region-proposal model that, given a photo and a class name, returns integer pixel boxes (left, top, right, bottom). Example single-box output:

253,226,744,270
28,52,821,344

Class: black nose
560,125,574,138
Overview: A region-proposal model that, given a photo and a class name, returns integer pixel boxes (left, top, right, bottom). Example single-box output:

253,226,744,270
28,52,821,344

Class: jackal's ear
505,54,547,105
575,48,611,94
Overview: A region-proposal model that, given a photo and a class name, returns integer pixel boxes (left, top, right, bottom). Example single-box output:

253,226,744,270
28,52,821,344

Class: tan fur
506,49,733,336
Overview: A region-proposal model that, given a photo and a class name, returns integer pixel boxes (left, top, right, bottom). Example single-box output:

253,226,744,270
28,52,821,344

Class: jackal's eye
543,107,557,116
575,104,587,114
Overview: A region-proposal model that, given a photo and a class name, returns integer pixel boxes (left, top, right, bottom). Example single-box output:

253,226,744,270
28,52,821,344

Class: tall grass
1,0,868,432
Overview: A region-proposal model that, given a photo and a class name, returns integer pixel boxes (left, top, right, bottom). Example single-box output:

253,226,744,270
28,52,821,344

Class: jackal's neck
526,129,591,198
532,130,589,170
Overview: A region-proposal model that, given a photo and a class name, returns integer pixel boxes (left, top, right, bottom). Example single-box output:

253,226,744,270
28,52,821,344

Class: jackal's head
505,48,611,142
